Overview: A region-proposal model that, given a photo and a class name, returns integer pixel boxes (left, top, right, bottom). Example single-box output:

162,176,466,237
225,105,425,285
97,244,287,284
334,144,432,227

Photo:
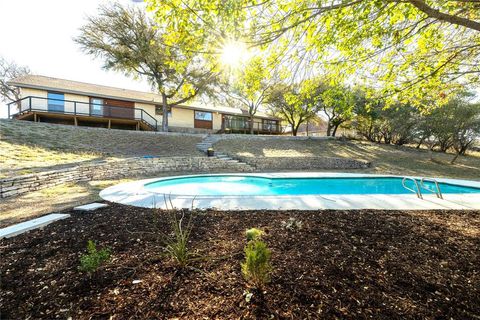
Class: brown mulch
1,205,479,319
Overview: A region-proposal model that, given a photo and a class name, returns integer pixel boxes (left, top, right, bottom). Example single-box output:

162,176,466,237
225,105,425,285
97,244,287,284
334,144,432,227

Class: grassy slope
215,138,480,180
0,119,203,177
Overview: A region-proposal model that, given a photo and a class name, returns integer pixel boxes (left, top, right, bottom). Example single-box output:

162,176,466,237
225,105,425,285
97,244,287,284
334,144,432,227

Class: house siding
15,87,280,133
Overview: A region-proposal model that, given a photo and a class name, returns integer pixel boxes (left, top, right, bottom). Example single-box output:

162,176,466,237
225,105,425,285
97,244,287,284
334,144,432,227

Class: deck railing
7,96,158,130
222,116,282,134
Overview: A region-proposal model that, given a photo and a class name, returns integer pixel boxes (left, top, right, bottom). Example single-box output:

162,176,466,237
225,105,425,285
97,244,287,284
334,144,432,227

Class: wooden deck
16,111,155,131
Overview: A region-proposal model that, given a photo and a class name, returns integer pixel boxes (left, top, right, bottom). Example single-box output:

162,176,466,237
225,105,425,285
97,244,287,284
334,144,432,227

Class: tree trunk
249,114,254,135
292,122,300,136
428,145,435,161
331,125,339,137
290,122,297,136
416,137,425,149
450,152,460,164
326,123,332,136
161,92,168,132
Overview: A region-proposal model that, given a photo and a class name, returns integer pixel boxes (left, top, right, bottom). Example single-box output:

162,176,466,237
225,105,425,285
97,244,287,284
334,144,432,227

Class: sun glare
220,41,249,67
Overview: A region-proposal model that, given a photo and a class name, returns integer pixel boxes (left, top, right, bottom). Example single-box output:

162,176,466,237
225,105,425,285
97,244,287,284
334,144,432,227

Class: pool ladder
401,177,443,199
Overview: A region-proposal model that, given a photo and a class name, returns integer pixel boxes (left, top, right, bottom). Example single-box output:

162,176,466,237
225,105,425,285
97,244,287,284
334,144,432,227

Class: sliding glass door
90,98,103,116
47,92,65,112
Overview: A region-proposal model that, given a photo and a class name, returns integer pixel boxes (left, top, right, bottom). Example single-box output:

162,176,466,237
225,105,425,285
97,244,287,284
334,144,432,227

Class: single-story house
6,75,282,134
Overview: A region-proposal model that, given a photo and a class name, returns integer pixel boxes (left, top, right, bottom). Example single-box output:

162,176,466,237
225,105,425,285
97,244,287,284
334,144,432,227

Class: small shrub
245,228,264,241
241,240,271,288
79,240,111,274
281,217,303,231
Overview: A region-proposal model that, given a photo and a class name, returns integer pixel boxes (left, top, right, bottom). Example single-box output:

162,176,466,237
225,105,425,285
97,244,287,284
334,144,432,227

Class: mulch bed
1,204,479,319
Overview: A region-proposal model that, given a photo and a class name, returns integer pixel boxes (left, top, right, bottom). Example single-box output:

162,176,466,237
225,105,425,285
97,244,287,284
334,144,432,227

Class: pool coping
99,172,480,211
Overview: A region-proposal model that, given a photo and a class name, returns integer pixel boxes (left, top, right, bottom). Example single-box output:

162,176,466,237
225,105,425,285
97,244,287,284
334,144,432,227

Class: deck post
136,122,140,131
74,117,78,126
108,119,111,129
34,113,37,122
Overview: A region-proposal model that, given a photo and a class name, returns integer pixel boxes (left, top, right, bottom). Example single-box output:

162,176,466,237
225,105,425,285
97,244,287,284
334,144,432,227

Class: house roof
8,75,280,120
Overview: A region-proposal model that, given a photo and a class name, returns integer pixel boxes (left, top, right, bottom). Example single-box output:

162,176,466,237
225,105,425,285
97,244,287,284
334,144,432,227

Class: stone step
0,213,71,239
74,202,108,211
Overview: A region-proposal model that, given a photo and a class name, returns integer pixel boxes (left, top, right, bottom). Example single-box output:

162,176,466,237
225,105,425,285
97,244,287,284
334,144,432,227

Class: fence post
74,101,77,115
29,96,32,112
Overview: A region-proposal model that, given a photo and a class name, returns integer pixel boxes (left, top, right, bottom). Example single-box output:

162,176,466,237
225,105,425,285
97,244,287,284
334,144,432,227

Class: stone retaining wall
215,134,335,141
1,155,371,199
0,157,252,198
236,156,371,171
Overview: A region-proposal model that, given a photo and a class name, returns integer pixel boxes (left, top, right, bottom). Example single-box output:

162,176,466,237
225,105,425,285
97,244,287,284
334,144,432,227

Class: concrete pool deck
99,172,480,210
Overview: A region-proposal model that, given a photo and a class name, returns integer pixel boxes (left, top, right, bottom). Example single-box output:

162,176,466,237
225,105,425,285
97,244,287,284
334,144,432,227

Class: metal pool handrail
402,177,423,199
420,178,443,199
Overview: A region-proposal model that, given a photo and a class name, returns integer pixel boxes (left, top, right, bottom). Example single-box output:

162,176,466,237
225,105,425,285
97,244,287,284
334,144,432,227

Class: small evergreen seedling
79,240,111,274
241,240,271,288
245,228,263,241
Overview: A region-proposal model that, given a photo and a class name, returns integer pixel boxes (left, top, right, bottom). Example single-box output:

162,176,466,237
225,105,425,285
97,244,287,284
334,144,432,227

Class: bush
79,240,111,274
245,227,263,241
241,240,271,288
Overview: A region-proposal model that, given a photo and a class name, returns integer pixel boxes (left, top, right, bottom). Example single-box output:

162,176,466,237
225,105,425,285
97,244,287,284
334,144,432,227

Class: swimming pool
100,173,480,210
144,175,480,196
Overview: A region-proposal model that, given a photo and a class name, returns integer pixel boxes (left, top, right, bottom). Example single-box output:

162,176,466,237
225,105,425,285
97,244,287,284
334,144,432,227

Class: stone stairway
196,135,253,169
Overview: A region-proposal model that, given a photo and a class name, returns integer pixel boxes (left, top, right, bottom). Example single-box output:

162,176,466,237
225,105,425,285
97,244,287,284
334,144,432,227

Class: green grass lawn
215,138,480,180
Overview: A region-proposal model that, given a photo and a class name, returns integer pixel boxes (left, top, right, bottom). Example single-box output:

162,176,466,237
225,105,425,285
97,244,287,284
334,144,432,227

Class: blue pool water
144,175,480,196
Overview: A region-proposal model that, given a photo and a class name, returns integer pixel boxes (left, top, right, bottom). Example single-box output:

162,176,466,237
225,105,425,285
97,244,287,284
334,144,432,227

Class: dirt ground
0,119,203,178
1,204,479,319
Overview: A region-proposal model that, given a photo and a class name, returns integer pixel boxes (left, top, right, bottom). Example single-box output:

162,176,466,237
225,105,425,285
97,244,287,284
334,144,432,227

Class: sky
0,0,151,118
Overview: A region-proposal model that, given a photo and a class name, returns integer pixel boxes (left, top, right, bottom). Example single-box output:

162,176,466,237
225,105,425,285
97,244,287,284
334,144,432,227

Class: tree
267,81,320,136
248,1,480,108
75,4,218,131
450,104,480,164
446,96,480,163
414,92,480,163
378,104,418,146
320,84,355,137
353,92,383,143
0,57,30,103
221,56,274,134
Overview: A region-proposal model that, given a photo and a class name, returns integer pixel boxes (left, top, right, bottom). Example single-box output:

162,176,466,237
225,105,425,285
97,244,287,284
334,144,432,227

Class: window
194,111,212,121
47,92,64,112
263,119,278,131
90,98,103,116
229,116,248,129
155,105,172,117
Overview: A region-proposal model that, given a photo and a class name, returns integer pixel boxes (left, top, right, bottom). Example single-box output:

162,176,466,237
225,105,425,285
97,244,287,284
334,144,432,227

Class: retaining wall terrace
235,156,371,171
0,157,252,198
1,155,371,199
215,134,336,141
